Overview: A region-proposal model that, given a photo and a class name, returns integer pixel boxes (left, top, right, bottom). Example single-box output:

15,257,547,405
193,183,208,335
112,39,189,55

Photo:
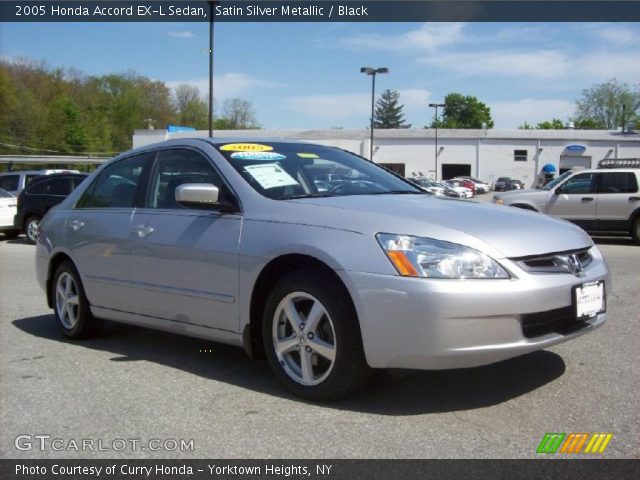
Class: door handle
630,197,640,202
68,219,84,231
581,197,594,202
133,224,154,238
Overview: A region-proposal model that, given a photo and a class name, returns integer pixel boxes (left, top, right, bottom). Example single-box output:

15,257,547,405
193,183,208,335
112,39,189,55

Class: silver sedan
36,139,609,400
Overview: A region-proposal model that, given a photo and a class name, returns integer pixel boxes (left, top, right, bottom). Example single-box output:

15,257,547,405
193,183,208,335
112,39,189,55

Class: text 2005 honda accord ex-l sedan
36,139,609,400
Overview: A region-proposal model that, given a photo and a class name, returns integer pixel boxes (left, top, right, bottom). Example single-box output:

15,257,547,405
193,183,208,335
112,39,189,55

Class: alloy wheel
272,292,337,386
26,218,40,243
55,272,80,329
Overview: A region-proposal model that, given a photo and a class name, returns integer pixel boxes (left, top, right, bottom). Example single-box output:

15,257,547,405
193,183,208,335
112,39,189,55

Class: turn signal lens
386,251,420,277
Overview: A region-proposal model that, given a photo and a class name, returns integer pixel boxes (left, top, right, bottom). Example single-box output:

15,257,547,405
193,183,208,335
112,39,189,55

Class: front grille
522,306,590,338
513,248,592,274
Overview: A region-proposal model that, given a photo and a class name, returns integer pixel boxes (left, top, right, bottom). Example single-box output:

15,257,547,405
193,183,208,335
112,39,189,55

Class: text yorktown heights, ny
15,463,334,477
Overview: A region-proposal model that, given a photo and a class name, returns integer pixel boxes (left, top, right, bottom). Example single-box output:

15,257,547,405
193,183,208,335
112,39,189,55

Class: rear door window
0,175,19,192
598,172,638,193
76,153,154,208
45,177,73,196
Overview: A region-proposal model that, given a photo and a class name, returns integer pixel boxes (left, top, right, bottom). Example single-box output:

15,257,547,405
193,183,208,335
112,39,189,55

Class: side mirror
175,183,221,209
554,187,562,195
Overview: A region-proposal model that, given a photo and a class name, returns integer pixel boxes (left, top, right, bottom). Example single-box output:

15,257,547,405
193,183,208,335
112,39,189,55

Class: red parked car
451,178,476,194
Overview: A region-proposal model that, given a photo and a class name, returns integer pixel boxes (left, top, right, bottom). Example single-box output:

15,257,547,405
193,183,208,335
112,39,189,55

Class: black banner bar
2,459,640,480
2,1,640,22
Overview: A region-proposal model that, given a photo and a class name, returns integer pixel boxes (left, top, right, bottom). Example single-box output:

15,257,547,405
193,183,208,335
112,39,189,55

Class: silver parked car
36,139,610,400
493,167,640,244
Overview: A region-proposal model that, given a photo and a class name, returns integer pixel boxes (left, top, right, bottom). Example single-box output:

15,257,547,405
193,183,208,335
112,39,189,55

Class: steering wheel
329,182,372,194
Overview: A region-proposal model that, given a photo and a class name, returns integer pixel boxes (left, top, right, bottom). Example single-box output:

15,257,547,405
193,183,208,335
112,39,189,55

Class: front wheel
52,261,102,338
632,216,640,245
262,269,371,401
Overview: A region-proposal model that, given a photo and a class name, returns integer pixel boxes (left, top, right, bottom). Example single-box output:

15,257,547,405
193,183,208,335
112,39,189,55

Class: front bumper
340,248,609,370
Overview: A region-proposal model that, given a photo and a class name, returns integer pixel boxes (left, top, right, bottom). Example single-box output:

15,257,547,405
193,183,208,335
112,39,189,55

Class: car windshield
217,142,422,200
0,188,13,198
541,170,573,190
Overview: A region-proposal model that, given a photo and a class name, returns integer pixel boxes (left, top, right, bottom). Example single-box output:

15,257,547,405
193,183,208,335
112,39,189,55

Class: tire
52,261,102,339
25,215,41,244
632,216,640,245
262,269,371,401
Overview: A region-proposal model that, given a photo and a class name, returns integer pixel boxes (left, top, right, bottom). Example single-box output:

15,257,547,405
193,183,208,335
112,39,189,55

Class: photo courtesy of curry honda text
35,139,610,400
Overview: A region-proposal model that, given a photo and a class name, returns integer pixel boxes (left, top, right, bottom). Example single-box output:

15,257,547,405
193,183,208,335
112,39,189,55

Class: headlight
376,233,510,279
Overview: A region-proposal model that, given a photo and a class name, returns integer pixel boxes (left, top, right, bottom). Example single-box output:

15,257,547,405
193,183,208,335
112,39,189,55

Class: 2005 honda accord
36,139,609,400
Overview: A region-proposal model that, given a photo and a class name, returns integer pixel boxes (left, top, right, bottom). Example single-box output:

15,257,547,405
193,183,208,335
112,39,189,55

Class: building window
514,150,528,162
379,163,406,177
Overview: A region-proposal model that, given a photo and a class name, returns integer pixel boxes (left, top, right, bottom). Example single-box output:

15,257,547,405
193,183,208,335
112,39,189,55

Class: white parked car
0,169,80,196
0,188,19,238
445,180,473,198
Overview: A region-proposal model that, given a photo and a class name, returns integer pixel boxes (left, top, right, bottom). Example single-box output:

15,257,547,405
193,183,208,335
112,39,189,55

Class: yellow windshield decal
220,143,273,152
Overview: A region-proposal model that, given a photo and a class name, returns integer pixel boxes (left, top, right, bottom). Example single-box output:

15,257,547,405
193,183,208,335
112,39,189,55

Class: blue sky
1,21,640,129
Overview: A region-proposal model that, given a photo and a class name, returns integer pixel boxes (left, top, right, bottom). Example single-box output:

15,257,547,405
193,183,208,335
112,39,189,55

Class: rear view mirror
175,183,220,208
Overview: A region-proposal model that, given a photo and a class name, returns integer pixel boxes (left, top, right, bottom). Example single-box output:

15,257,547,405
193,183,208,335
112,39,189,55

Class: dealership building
133,128,640,188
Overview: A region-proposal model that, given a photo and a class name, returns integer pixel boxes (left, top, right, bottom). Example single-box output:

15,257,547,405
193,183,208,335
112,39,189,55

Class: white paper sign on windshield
244,163,299,190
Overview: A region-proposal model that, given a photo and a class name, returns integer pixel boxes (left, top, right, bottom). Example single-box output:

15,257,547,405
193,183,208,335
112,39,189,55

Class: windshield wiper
283,193,335,200
366,190,423,195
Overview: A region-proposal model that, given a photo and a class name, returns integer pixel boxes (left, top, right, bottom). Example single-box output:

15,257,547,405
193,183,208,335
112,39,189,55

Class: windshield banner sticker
297,153,319,159
230,151,286,161
221,143,273,152
243,163,299,189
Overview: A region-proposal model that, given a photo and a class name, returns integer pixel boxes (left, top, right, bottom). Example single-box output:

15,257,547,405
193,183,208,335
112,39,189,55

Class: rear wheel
52,261,102,338
262,269,371,401
25,215,41,244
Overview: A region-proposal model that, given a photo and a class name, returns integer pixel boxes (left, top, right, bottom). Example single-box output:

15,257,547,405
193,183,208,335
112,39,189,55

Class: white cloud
420,50,570,80
590,27,640,47
343,23,466,52
579,51,640,82
166,73,286,99
491,99,575,129
284,88,431,121
168,31,195,38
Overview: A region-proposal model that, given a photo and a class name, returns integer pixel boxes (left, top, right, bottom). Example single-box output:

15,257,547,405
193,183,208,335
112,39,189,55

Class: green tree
428,93,494,129
518,121,534,130
575,78,640,130
173,84,208,129
373,89,411,129
573,118,605,129
536,118,565,129
221,98,260,129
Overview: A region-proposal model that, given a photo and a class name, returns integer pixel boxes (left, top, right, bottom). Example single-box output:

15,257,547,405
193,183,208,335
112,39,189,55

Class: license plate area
573,281,605,320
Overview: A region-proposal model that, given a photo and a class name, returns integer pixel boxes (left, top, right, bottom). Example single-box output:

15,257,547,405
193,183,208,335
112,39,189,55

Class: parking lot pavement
0,235,638,459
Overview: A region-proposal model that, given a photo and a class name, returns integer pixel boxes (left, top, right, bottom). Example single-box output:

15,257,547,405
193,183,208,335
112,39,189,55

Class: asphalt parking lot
0,226,638,459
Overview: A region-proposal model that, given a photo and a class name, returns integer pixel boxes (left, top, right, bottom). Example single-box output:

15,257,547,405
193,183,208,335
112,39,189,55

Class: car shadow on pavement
3,237,31,245
13,314,566,415
592,236,635,246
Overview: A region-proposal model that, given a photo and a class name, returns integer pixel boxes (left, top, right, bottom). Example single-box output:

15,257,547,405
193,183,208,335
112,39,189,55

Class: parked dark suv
15,173,87,243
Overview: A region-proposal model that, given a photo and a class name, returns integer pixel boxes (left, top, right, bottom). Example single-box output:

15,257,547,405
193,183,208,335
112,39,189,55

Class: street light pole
429,103,446,180
208,1,216,138
361,66,389,161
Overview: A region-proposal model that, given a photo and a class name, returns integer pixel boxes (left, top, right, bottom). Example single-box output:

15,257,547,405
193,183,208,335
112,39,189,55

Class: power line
0,139,121,156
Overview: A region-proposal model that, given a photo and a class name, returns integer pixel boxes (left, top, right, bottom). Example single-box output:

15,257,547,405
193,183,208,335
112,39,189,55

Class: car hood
277,194,592,258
